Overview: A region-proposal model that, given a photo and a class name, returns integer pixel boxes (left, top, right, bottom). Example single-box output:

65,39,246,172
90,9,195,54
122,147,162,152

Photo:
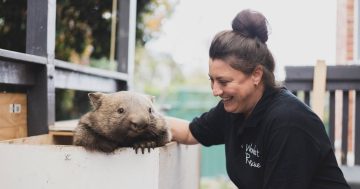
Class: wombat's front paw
95,141,118,154
132,141,157,154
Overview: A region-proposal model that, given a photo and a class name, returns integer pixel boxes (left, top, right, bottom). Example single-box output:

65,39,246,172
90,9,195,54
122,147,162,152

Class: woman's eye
148,108,153,113
117,108,125,114
218,80,228,86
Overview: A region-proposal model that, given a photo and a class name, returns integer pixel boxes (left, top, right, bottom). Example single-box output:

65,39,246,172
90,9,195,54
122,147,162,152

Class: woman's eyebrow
208,73,232,81
208,74,219,79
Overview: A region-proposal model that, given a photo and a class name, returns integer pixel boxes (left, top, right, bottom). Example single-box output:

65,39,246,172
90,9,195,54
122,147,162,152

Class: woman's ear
252,65,263,86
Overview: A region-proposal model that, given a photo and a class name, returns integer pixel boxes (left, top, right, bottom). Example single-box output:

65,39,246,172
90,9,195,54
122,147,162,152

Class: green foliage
0,0,26,52
134,0,180,98
55,0,113,63
136,0,179,46
55,89,91,120
0,0,178,66
134,46,184,95
0,0,180,120
90,57,117,70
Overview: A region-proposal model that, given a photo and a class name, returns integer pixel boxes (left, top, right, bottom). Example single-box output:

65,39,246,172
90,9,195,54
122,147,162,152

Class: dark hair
209,9,277,89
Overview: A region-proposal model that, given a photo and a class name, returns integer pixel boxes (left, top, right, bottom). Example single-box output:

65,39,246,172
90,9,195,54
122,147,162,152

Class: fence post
311,60,327,121
25,0,56,135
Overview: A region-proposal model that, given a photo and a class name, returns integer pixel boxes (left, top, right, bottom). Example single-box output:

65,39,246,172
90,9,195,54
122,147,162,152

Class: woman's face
208,59,263,114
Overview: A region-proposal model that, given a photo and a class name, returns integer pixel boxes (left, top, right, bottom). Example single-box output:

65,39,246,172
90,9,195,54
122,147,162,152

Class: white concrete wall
159,143,200,189
0,135,200,189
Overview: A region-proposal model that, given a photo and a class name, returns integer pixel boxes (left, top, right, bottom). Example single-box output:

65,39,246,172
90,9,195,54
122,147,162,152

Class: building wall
336,0,357,165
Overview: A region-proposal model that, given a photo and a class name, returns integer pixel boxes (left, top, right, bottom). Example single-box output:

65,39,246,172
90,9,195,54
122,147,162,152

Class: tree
0,0,180,120
0,0,26,52
136,0,178,46
134,0,183,97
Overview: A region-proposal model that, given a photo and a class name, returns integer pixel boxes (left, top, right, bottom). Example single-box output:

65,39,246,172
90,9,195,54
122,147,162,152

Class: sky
146,0,337,81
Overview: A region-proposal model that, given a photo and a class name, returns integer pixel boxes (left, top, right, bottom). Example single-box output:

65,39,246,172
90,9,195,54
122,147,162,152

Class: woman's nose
212,83,222,96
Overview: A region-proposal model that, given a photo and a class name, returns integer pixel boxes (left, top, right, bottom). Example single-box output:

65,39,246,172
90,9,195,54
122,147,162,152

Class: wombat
73,91,171,154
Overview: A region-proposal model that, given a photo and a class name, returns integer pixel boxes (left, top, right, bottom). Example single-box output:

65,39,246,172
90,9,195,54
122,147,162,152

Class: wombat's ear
147,95,155,103
88,92,104,110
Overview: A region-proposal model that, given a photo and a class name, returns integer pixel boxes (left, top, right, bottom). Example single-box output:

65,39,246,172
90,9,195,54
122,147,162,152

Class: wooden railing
0,0,136,138
284,64,360,187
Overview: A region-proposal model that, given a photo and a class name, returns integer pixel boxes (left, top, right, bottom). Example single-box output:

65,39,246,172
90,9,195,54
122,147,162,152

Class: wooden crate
0,134,200,189
0,93,27,140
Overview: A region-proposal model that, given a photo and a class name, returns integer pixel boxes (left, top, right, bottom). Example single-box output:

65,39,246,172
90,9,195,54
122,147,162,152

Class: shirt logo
241,143,261,168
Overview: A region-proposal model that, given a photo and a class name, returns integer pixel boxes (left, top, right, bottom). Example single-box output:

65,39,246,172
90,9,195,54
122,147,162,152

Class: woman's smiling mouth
221,96,232,103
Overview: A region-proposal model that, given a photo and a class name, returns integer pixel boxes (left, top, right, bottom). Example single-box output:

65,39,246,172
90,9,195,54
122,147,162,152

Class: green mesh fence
163,88,228,178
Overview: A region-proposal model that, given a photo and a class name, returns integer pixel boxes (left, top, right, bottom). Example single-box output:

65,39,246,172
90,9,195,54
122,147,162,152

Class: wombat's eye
148,108,152,113
117,108,125,114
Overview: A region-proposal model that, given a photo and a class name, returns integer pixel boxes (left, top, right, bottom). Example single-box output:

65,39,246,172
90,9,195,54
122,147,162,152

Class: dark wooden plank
47,62,55,128
284,82,313,91
55,69,118,92
0,49,47,65
117,0,131,73
327,66,360,81
286,65,360,82
341,91,349,165
26,0,48,56
117,0,136,90
27,66,49,135
0,60,36,86
285,65,360,91
329,91,336,149
285,66,314,80
304,91,311,106
355,91,360,165
286,81,360,91
25,0,56,134
54,60,128,92
54,60,128,81
326,82,360,91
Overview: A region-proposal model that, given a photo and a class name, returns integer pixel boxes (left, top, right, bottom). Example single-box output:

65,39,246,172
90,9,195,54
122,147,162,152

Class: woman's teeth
222,97,231,102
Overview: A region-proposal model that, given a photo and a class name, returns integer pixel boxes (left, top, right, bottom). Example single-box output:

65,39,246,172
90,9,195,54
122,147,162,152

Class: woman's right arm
166,116,199,145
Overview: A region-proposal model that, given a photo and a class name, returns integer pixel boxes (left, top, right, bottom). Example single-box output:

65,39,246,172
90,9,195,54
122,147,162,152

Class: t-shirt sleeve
189,102,226,146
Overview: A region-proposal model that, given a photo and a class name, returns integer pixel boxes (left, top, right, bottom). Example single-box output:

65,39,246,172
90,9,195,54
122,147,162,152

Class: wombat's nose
131,122,147,130
129,117,147,130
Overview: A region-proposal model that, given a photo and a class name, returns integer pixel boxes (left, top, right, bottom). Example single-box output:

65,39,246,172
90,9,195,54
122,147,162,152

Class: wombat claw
133,141,157,154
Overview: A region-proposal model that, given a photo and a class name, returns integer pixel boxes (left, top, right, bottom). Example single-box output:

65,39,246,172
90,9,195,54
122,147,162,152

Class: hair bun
231,9,269,43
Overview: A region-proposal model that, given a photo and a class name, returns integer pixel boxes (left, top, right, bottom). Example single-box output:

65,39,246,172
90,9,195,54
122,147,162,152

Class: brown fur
73,91,171,154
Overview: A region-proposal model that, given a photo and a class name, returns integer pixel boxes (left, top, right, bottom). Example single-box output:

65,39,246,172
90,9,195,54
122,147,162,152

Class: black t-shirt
189,87,350,189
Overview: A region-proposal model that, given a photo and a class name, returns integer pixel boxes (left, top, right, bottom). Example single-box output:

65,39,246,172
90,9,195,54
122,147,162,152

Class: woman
168,9,349,189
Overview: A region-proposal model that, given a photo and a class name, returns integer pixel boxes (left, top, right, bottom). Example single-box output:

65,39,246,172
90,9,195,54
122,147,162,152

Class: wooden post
117,0,136,90
355,91,360,165
311,60,327,121
109,0,118,65
26,0,56,135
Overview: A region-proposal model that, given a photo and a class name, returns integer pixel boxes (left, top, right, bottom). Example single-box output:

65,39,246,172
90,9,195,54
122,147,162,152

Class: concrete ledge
341,165,360,189
0,134,200,189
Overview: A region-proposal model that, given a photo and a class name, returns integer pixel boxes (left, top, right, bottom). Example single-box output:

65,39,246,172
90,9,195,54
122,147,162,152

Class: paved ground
200,177,237,189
